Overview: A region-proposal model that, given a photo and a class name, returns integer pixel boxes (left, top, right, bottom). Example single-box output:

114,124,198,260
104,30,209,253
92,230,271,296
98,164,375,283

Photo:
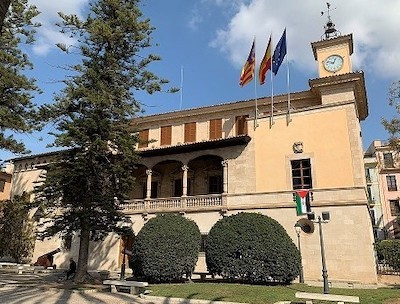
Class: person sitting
66,258,76,280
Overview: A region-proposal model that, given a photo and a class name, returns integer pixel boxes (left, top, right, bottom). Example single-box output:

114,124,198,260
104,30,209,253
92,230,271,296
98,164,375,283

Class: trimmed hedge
376,239,400,270
205,212,301,284
131,213,201,283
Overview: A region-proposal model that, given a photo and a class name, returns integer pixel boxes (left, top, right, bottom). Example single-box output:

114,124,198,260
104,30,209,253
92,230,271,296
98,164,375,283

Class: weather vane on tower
321,2,341,40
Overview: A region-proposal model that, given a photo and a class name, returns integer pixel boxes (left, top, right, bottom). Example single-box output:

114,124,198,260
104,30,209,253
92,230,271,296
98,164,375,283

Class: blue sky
2,0,399,162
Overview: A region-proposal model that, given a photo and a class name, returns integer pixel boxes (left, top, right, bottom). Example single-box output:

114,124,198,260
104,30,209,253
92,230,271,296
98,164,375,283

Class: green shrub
131,213,201,283
205,212,301,284
375,239,400,270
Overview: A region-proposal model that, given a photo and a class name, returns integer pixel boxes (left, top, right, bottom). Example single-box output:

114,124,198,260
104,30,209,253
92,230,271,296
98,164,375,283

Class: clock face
323,55,344,72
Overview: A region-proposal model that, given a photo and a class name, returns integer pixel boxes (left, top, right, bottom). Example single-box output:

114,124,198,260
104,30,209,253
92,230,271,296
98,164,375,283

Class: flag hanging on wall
272,28,287,75
295,189,311,215
239,39,255,87
259,35,272,85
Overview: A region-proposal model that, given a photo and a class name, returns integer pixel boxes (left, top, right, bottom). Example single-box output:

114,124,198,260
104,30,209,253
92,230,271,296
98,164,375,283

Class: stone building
364,140,400,239
8,28,378,285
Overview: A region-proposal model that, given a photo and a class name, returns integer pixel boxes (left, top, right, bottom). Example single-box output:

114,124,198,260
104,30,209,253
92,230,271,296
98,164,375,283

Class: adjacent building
7,27,378,284
364,140,400,239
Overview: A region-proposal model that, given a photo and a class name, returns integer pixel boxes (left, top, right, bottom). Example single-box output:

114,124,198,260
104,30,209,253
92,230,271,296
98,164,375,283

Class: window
236,115,248,135
142,181,158,198
390,199,400,216
173,178,183,197
138,129,149,148
291,159,312,190
367,186,374,204
62,235,72,251
184,122,196,143
209,119,222,140
150,181,158,198
365,168,371,183
161,126,172,146
387,175,397,191
369,209,376,226
0,179,5,192
200,234,207,252
384,152,394,168
208,175,222,194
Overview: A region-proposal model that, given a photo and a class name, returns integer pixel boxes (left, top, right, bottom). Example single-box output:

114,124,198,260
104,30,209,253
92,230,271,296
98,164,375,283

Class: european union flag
272,29,287,75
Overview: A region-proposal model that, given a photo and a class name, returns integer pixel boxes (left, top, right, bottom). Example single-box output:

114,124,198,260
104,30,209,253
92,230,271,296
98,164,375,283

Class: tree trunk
74,225,90,283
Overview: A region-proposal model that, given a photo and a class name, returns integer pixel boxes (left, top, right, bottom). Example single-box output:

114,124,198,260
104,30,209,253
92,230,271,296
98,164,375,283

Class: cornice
311,34,353,60
308,71,368,120
130,90,318,128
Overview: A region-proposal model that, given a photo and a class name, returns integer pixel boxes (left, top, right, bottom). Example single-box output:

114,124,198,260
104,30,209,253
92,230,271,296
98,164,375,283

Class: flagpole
255,73,258,130
179,65,184,110
253,36,259,130
270,34,274,128
286,29,291,125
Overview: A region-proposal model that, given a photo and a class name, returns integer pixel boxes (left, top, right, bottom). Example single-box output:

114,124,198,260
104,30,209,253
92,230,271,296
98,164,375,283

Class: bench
193,271,211,280
103,280,148,295
295,292,360,304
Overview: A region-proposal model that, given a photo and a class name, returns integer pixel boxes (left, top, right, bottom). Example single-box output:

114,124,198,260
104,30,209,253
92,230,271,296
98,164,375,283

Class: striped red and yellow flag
259,35,272,85
239,39,255,87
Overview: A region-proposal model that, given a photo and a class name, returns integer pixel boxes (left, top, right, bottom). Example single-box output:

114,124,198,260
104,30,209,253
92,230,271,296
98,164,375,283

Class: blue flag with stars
272,29,287,75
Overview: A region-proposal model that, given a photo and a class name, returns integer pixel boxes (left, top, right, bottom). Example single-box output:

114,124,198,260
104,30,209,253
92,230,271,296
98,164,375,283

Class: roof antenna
321,2,341,40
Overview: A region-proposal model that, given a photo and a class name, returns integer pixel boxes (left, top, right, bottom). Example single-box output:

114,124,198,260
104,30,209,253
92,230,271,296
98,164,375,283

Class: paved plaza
0,272,246,304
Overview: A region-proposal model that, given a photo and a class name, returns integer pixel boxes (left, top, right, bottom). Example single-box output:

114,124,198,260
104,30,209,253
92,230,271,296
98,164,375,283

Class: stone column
222,160,228,194
145,169,152,199
182,165,189,197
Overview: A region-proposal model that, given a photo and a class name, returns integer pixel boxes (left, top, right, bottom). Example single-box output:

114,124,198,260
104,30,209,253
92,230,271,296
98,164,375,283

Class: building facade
8,31,378,284
364,140,400,239
363,144,385,240
0,171,11,201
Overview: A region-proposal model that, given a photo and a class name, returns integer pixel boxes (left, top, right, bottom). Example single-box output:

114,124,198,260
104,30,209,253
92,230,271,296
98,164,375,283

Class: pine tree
0,0,40,156
34,0,174,283
0,193,35,263
0,0,11,32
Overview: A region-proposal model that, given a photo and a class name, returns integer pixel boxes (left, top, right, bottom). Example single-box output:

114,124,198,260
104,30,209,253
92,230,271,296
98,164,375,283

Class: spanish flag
259,36,272,85
239,39,255,87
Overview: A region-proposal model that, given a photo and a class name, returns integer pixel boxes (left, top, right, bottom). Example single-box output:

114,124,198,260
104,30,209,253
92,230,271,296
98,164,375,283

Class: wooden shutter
184,122,196,143
236,115,248,135
209,119,222,140
161,125,172,146
138,129,149,148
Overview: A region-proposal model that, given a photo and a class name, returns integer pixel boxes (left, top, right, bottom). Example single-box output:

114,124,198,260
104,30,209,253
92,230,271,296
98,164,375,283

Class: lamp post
120,244,126,280
119,223,131,281
308,211,330,294
294,223,305,283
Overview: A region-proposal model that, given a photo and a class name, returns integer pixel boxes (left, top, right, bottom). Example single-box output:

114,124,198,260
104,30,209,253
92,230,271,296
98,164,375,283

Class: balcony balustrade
120,186,368,215
121,194,224,214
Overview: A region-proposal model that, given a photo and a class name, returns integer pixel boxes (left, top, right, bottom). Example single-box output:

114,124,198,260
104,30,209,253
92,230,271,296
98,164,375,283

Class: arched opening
188,155,224,195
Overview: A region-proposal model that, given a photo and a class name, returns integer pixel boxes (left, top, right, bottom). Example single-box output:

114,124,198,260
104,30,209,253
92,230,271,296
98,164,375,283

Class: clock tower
311,9,353,78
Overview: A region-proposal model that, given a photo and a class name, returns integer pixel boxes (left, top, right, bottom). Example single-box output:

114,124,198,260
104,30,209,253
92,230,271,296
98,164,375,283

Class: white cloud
28,0,89,56
187,7,203,31
209,0,400,79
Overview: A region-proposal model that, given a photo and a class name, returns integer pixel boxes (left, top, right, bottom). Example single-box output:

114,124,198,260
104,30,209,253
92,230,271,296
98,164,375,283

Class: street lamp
294,222,305,283
308,211,330,294
119,222,132,281
120,243,127,280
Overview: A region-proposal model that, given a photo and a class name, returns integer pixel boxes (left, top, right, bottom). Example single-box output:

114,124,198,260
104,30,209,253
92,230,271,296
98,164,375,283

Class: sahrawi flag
295,189,311,215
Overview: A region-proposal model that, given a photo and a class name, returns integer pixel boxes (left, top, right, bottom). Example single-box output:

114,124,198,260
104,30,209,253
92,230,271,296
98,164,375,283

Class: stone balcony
120,186,367,215
121,194,225,214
